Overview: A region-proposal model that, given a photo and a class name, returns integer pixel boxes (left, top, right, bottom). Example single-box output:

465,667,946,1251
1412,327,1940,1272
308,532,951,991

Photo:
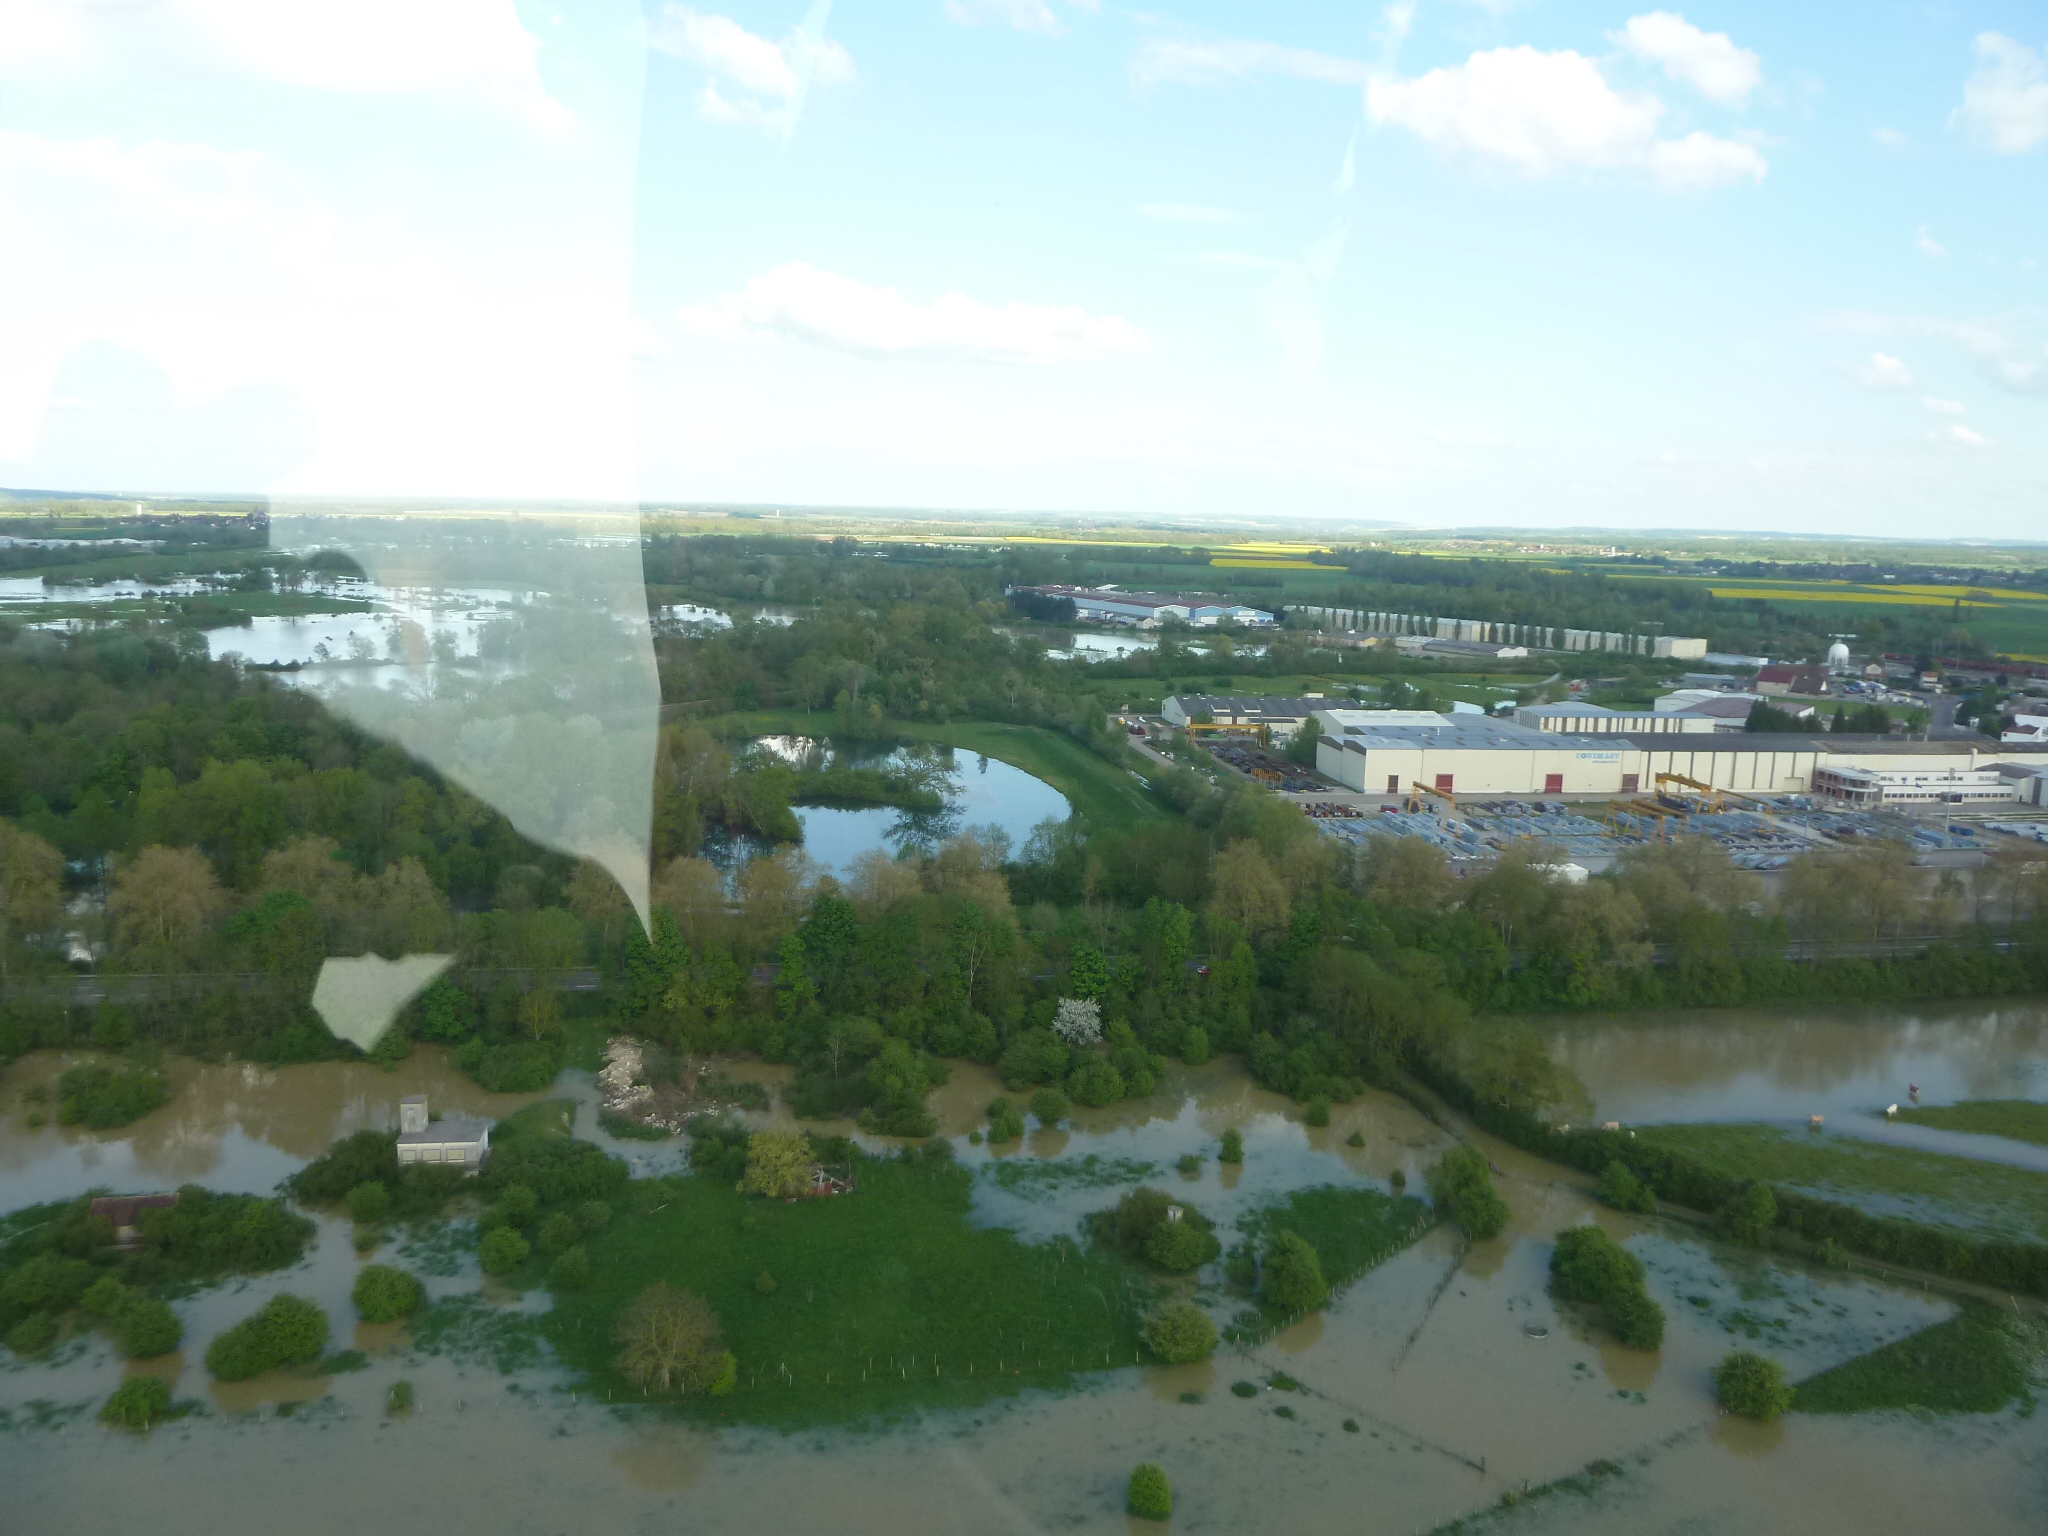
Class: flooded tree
614,1284,732,1395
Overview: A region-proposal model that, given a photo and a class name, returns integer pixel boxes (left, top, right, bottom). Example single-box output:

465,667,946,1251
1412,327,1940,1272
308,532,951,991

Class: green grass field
702,711,1175,834
1633,1123,2048,1246
1894,1101,2048,1148
1794,1306,2036,1415
543,1149,1158,1426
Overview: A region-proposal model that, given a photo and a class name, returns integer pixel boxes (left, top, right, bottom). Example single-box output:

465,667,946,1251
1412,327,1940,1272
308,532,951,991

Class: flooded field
4,1018,2045,1535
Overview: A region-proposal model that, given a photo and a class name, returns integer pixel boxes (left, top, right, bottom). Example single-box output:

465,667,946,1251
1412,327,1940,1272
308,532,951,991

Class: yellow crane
1654,771,1726,813
1406,780,1458,816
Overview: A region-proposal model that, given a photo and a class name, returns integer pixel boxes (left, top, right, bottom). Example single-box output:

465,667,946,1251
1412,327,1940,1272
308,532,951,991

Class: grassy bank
1895,1100,2048,1148
1632,1123,2048,1246
700,710,1174,834
1795,1306,2038,1415
543,1146,1158,1427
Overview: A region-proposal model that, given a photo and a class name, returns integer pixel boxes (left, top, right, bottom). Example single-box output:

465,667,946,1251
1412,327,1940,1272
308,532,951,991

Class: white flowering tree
1052,997,1102,1047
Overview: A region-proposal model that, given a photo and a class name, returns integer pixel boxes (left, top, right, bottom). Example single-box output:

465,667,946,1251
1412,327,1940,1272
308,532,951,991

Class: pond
1543,998,2048,1166
740,737,1071,877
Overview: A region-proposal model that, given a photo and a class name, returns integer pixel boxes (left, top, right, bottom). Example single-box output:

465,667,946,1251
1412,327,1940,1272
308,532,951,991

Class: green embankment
1894,1100,2048,1149
1795,1306,2038,1415
1633,1123,2048,1246
700,711,1173,834
543,1148,1157,1426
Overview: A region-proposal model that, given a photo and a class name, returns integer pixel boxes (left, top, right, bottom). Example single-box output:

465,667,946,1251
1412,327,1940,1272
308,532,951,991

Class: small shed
90,1192,179,1249
394,1095,491,1173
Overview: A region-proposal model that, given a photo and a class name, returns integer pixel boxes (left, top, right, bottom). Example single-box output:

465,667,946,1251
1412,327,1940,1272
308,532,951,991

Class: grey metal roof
398,1117,490,1145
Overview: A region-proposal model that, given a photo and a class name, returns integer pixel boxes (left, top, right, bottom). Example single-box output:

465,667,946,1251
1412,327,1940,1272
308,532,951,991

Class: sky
1,1,2044,538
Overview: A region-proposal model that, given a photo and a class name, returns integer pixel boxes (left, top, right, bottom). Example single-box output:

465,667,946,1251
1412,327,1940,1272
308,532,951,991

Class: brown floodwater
3,1030,2044,1534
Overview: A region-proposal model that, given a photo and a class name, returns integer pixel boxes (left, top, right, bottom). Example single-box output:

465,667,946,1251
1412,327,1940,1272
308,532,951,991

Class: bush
1305,1097,1331,1128
1218,1127,1244,1164
81,1275,134,1317
456,1038,563,1093
498,1184,539,1223
740,1128,812,1198
1029,1087,1069,1126
1127,1463,1172,1521
351,1264,424,1323
575,1200,613,1234
1714,1350,1793,1419
1604,1287,1666,1350
100,1375,172,1429
985,1097,1025,1144
995,1028,1069,1088
549,1245,593,1291
1145,1217,1222,1273
346,1180,392,1226
205,1293,329,1381
537,1212,581,1255
1066,1057,1125,1108
614,1284,728,1395
1550,1226,1665,1350
56,1062,169,1129
478,1227,531,1275
136,1187,314,1277
1719,1181,1778,1246
289,1130,401,1204
754,1270,779,1296
1427,1146,1509,1241
2,1252,95,1317
1180,1025,1210,1066
1596,1161,1656,1215
117,1298,183,1358
1141,1301,1218,1364
388,1380,415,1412
7,1312,57,1356
1260,1231,1329,1312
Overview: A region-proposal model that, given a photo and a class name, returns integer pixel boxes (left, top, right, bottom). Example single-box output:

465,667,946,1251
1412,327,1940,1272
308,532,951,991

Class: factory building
1311,709,2048,800
1162,694,1323,742
1007,585,1274,627
1514,702,1718,735
1813,766,2019,807
1286,607,1705,659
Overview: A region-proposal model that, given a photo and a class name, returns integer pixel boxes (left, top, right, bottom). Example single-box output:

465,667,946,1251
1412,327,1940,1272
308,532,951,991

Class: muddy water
1547,998,2048,1159
4,1043,2045,1533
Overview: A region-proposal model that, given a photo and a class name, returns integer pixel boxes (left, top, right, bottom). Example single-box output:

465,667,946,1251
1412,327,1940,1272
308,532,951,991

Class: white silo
1827,640,1851,672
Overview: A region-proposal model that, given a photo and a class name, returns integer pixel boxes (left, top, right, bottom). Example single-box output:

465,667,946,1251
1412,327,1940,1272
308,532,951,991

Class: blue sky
1,2,2043,538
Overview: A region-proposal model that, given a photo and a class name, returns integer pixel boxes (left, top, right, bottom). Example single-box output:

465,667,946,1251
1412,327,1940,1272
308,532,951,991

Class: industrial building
1813,766,2019,807
1312,708,2048,800
1755,664,1829,697
1514,702,1718,735
1287,606,1706,659
1008,585,1274,628
1163,694,1322,742
395,1095,491,1171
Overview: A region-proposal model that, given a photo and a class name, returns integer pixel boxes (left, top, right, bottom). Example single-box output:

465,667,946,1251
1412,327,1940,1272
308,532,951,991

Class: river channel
3,1006,2045,1535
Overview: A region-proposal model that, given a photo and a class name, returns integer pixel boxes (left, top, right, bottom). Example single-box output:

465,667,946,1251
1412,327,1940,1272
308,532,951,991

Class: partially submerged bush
1260,1231,1329,1313
985,1097,1025,1144
1714,1350,1793,1419
1550,1226,1666,1351
1427,1146,1509,1241
478,1227,530,1275
1029,1087,1069,1126
346,1180,392,1226
1719,1181,1778,1246
1127,1463,1172,1521
205,1293,329,1381
1218,1127,1244,1164
116,1297,183,1359
100,1375,173,1429
1141,1301,1218,1364
57,1062,169,1129
351,1264,424,1323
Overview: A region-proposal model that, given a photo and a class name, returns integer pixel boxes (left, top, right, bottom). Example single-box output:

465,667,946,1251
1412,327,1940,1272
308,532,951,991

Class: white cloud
1366,46,1766,190
675,263,1147,365
1921,396,1966,415
1138,203,1241,223
1855,351,1914,390
1131,33,1374,90
1824,311,2048,395
1916,225,1948,259
0,0,571,133
1944,424,1993,448
1954,34,2048,153
1614,11,1762,106
1986,355,2044,393
650,6,853,137
945,0,1095,35
1871,126,1910,151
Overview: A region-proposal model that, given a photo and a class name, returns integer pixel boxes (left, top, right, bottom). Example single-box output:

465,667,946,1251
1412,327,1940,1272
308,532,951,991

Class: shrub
549,1245,593,1291
1145,1217,1222,1273
7,1312,57,1356
351,1264,424,1323
346,1180,392,1226
1305,1097,1331,1128
741,1128,812,1198
1,1252,95,1316
1127,1463,1172,1521
117,1298,183,1359
1597,1161,1656,1215
1218,1127,1244,1164
1427,1146,1509,1241
1176,1153,1202,1176
614,1284,728,1395
478,1227,531,1275
388,1380,415,1412
457,1039,562,1093
1719,1182,1778,1246
1604,1287,1666,1350
537,1212,581,1255
135,1188,313,1277
498,1184,539,1223
1345,1130,1365,1149
1260,1231,1329,1312
1230,1379,1257,1398
995,1028,1069,1088
1550,1226,1666,1350
56,1062,169,1129
100,1375,172,1429
1141,1301,1218,1364
289,1130,401,1204
1029,1087,1069,1126
81,1275,134,1317
575,1200,613,1234
986,1097,1025,1143
1180,1025,1210,1066
1714,1350,1793,1419
205,1293,329,1381
1066,1057,1125,1108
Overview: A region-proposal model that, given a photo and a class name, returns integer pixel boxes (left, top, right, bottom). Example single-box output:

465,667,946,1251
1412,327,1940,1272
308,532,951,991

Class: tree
1714,1350,1793,1419
1145,1217,1221,1273
1260,1230,1329,1312
1428,1145,1510,1240
206,1293,329,1380
1284,713,1323,766
346,1181,391,1225
479,1226,531,1274
0,819,62,977
1205,839,1290,941
109,845,224,955
100,1375,173,1430
537,1211,581,1254
1066,1057,1125,1108
1141,1301,1218,1364
1719,1181,1778,1245
1029,1087,1069,1125
117,1298,183,1359
1596,1161,1656,1215
1127,1463,1172,1521
549,1245,593,1291
1358,834,1453,913
614,1284,730,1394
1218,1127,1244,1164
740,1128,811,1198
351,1264,424,1323
1051,996,1102,1046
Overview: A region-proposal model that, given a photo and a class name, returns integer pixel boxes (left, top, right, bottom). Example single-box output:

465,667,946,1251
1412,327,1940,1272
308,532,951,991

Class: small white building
395,1095,492,1172
1812,766,2020,808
